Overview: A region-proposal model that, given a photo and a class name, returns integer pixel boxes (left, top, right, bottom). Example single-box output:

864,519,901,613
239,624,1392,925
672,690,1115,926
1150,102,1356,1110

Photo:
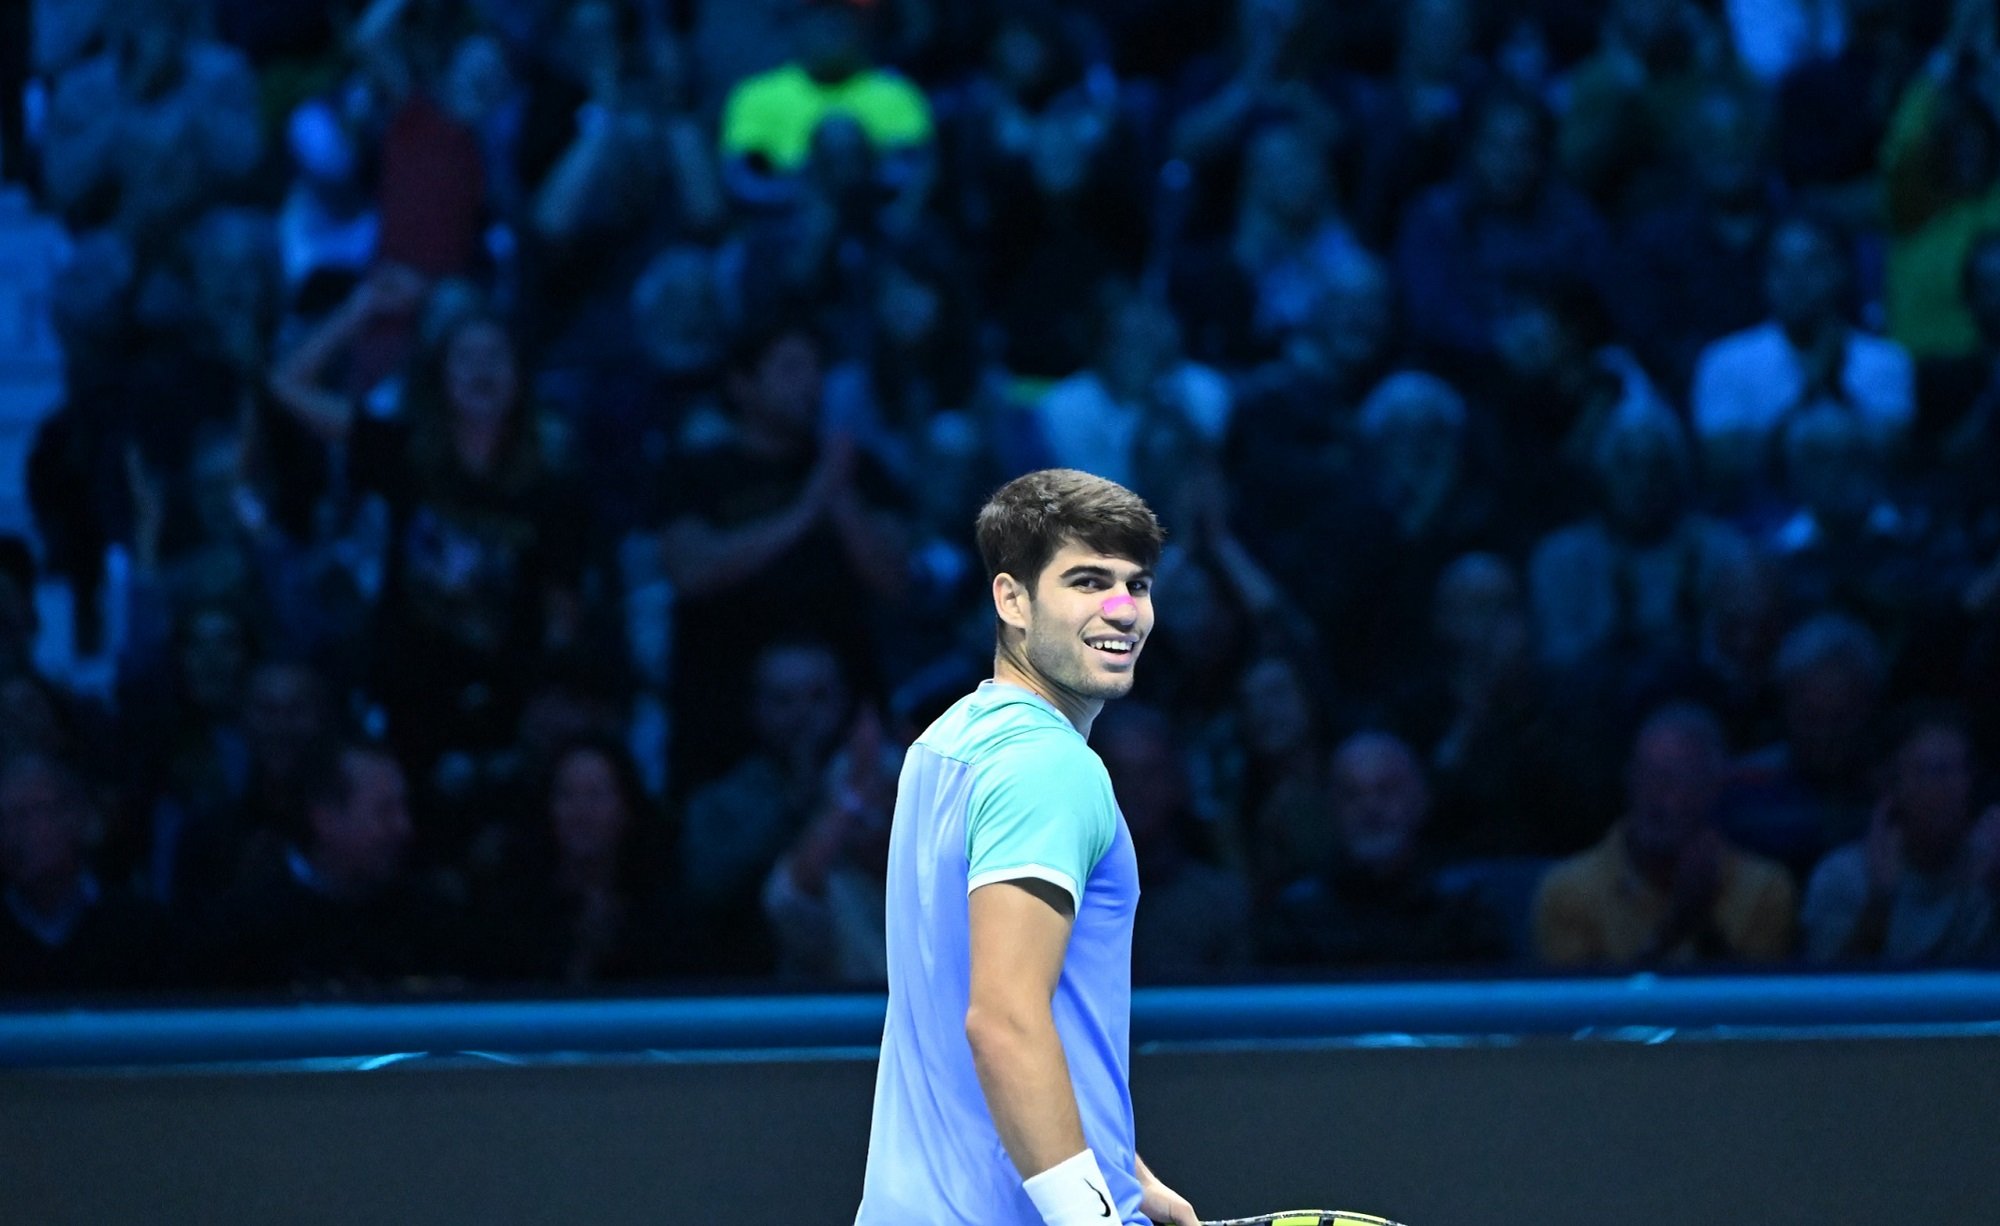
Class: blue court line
2,971,1998,1068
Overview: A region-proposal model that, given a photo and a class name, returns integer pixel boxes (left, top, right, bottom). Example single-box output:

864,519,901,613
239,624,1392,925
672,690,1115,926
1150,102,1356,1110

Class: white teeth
1089,640,1133,654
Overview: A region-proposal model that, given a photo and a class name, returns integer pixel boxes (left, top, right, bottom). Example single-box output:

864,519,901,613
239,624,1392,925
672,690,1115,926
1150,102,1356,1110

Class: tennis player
856,469,1197,1226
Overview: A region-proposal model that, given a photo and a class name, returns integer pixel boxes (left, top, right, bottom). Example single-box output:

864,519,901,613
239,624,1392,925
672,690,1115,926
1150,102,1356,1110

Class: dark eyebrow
1059,565,1155,583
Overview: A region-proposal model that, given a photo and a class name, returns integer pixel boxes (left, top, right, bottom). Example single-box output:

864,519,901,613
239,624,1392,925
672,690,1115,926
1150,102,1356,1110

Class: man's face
0,766,86,889
445,319,518,426
1332,738,1428,874
1236,657,1311,759
794,7,867,81
739,333,825,436
313,752,411,885
1627,727,1722,862
1433,556,1526,662
1892,727,1974,859
246,665,326,774
1766,222,1845,332
1785,663,1874,777
1312,264,1393,377
550,749,629,863
1470,104,1544,211
1599,424,1683,538
1011,542,1155,705
751,646,847,759
180,608,249,716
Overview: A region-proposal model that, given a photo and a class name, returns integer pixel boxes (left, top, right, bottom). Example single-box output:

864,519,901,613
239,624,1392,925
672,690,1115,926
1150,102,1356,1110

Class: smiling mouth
1085,637,1138,659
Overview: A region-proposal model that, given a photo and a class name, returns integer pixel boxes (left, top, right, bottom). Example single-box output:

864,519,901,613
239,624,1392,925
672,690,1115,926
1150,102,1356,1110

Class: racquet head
1200,1213,1409,1226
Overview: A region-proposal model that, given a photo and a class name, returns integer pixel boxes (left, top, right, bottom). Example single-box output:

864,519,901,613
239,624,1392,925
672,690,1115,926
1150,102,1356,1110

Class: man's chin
1087,673,1137,700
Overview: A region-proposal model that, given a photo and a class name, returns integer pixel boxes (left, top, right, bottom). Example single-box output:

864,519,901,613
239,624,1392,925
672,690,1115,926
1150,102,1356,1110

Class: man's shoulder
725,62,812,109
923,685,1086,768
1802,840,1869,896
1723,841,1797,898
1541,833,1624,899
1700,320,1786,370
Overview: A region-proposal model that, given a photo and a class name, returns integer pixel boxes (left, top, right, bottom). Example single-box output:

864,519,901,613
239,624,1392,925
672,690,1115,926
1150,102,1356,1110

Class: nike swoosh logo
1084,1179,1111,1218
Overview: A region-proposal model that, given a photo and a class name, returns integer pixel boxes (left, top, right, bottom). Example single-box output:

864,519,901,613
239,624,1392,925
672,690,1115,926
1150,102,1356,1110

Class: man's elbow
964,1000,1049,1062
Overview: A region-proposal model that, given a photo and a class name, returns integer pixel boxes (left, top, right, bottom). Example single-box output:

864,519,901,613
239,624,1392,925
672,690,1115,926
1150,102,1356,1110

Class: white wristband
1023,1148,1117,1226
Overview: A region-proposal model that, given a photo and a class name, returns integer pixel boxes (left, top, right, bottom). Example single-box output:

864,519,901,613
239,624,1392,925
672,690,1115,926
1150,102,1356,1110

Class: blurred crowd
3,0,2000,1000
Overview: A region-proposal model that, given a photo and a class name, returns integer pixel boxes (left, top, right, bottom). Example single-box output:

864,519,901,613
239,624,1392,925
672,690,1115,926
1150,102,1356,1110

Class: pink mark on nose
1100,594,1137,619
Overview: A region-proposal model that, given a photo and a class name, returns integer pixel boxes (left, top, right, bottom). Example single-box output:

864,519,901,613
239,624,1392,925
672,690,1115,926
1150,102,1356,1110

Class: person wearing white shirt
1033,293,1231,495
1691,214,1914,499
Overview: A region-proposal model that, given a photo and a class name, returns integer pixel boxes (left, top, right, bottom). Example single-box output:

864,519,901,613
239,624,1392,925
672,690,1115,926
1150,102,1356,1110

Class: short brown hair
975,468,1164,589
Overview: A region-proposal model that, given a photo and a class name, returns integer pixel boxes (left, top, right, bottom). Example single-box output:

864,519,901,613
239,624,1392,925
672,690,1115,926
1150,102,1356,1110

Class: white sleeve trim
967,864,1081,909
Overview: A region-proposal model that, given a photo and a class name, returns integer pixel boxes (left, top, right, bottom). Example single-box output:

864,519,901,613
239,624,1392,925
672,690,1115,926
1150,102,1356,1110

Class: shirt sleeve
965,729,1117,909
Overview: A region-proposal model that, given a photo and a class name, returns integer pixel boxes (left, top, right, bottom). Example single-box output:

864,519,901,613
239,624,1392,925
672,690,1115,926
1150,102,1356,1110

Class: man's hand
1137,1170,1198,1226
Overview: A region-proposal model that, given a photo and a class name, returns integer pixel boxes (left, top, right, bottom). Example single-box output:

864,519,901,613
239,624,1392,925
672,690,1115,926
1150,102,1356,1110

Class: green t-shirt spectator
720,62,933,172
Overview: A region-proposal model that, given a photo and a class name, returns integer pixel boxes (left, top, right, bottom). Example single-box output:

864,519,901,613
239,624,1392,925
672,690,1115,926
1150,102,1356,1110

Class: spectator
822,245,978,474
979,87,1151,379
762,707,900,985
1720,612,1888,877
114,598,252,907
1691,213,1916,504
1334,370,1508,694
1529,405,1752,672
1921,229,2000,477
1631,554,1791,754
276,99,379,295
1032,288,1232,498
680,639,850,974
1398,553,1600,857
1394,87,1616,367
1880,0,2000,360
1725,0,1852,84
1262,730,1506,968
1801,706,2000,963
0,752,178,993
1097,703,1252,982
1772,0,1915,223
472,736,681,985
1535,703,1796,965
719,0,935,215
1230,653,1335,902
1559,0,1734,213
1483,275,1670,535
348,0,499,283
37,0,262,234
1766,404,1948,636
1168,0,1345,237
1225,250,1400,576
1345,0,1489,244
1170,120,1368,365
1617,83,1777,399
655,319,910,786
208,741,463,992
271,276,590,769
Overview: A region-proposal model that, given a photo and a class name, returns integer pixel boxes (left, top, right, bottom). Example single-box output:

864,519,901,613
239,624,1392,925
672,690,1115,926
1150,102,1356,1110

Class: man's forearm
659,501,816,598
967,1008,1090,1179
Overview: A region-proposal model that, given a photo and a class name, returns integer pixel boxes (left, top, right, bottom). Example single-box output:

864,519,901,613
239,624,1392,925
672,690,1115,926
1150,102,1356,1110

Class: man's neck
992,651,1102,737
1780,317,1841,352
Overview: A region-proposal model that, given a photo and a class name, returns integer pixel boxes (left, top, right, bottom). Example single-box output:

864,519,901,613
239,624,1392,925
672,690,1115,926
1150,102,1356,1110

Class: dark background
5,1033,1995,1225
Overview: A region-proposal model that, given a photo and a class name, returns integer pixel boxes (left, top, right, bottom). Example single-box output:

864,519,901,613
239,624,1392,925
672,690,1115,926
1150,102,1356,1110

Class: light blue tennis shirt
856,680,1144,1226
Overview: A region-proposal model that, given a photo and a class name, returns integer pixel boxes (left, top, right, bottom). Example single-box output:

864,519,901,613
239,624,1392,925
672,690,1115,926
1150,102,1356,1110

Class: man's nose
1100,593,1137,623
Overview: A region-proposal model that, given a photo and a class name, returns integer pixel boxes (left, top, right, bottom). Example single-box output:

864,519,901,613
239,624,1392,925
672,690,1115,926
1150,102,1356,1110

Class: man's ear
993,571,1031,633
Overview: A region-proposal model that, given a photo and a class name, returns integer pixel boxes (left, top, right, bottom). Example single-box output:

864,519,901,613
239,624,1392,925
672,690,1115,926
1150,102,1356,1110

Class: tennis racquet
1200,1214,1409,1226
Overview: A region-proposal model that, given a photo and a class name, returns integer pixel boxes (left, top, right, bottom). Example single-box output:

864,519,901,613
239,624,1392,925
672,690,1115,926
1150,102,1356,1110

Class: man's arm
965,878,1089,1178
